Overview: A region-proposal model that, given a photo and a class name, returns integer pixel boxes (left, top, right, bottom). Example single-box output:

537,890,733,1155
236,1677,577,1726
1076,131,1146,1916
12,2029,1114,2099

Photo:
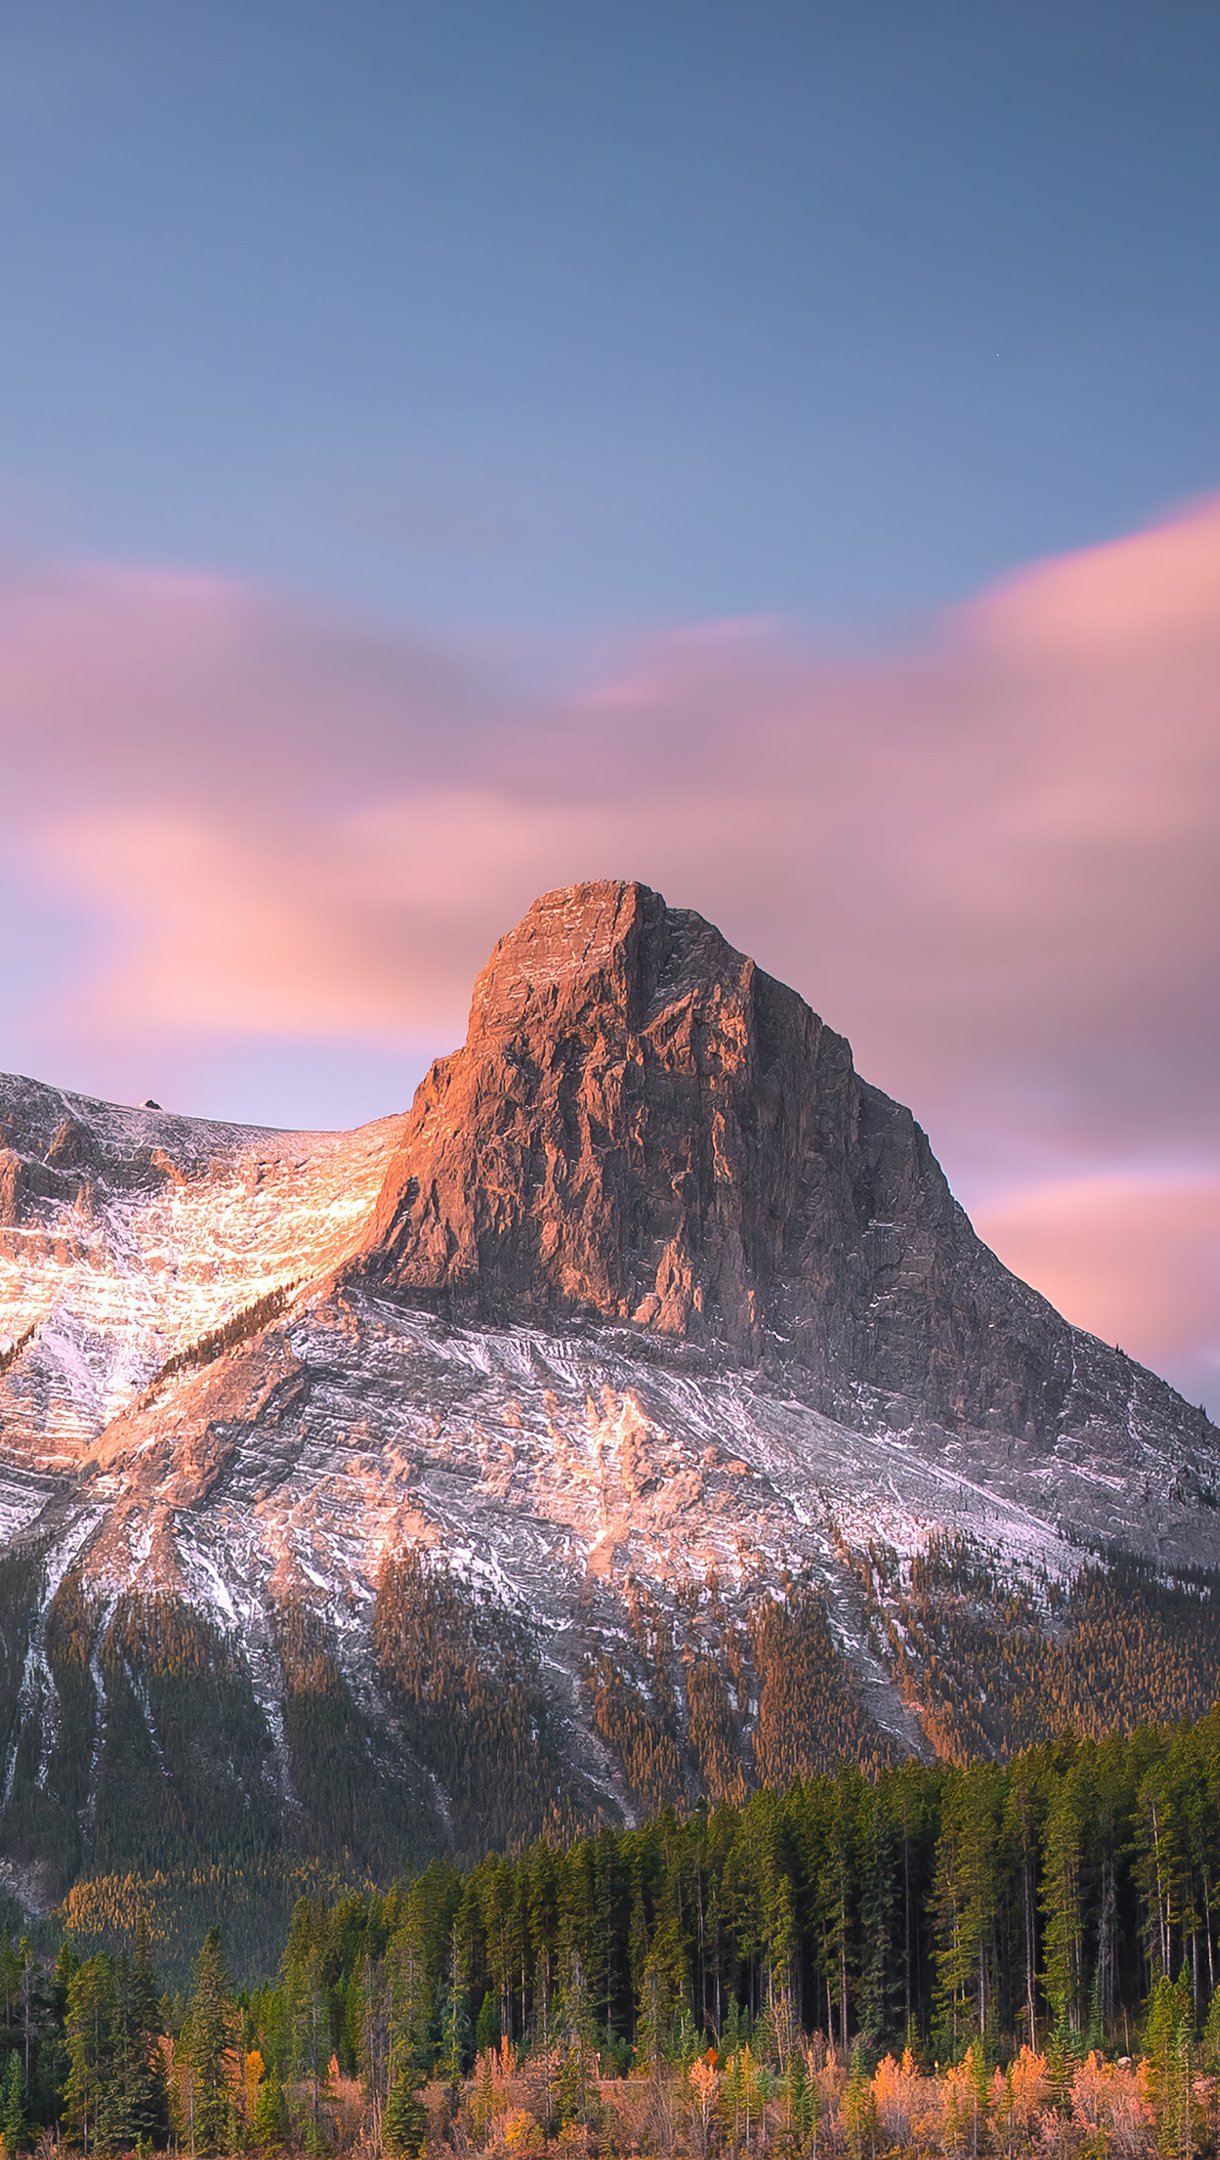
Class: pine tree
354,1949,390,2138
1201,1982,1220,2074
841,2047,878,2160
64,1957,119,2156
1046,2015,1083,2117
0,2053,24,2154
16,1943,35,2090
1145,1973,1199,2160
1041,1768,1087,2038
438,1920,469,2113
180,1929,236,2158
554,1945,595,2129
121,1925,168,2149
387,1893,441,2085
282,1900,332,2154
252,2069,291,2150
473,1992,499,2058
932,1770,1001,2059
383,2061,427,2158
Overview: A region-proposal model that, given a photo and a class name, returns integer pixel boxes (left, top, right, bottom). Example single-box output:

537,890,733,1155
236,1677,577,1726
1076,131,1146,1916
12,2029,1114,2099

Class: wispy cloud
976,1174,1220,1414
2,499,1217,1402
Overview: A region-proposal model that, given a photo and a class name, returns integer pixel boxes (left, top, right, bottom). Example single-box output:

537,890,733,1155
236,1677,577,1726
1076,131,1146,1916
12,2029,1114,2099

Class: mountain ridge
363,880,1196,1446
0,879,1215,1946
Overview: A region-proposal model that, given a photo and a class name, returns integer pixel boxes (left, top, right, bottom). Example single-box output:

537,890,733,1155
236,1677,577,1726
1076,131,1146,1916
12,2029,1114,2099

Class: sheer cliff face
366,880,1069,1433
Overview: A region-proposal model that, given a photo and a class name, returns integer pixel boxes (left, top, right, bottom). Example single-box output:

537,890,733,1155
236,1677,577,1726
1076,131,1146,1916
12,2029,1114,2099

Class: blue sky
2,3,1218,635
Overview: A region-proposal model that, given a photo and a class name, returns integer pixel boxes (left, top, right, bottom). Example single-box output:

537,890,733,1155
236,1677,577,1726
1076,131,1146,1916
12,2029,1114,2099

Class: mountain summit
369,877,868,1354
0,882,1216,1958
367,880,1178,1441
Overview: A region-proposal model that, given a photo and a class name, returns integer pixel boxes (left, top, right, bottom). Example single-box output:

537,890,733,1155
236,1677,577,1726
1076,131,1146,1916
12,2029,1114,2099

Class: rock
364,881,1104,1440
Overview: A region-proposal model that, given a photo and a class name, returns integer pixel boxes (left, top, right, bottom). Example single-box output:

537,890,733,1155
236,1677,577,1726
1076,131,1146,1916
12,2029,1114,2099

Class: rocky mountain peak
358,884,1036,1440
466,879,753,1041
365,878,843,1356
360,883,1214,1451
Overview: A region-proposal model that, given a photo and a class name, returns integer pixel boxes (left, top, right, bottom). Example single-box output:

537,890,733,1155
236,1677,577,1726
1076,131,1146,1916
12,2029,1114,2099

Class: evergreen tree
353,1948,390,2136
64,1957,119,2155
841,2046,878,2160
252,2068,291,2150
438,1920,469,2112
1041,1765,1088,2038
16,1944,35,2089
933,1769,1001,2059
0,2053,24,2154
1200,1981,1220,2074
282,1899,332,2153
118,1926,168,2149
180,1929,236,2157
382,2061,427,2158
1145,1973,1199,2160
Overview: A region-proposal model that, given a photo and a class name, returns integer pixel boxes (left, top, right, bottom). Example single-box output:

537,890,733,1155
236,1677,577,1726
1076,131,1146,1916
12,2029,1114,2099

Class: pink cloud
1,499,1218,1402
976,1174,1220,1401
967,495,1220,655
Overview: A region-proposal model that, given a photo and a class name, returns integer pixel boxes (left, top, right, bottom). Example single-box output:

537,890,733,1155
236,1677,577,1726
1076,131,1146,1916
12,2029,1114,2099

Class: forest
7,1710,1220,2156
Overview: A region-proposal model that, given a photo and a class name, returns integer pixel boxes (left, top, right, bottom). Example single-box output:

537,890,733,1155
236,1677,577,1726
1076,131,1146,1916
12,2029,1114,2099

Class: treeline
5,1534,1220,1943
5,1709,1220,2153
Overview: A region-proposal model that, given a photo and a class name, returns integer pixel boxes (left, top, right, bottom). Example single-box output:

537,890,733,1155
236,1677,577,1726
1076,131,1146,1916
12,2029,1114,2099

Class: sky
0,3,1217,1411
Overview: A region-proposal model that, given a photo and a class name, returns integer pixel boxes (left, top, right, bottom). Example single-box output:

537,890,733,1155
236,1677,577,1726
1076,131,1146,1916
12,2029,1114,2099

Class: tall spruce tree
179,1930,236,2158
0,2052,24,2154
282,1899,332,2154
64,1957,119,2156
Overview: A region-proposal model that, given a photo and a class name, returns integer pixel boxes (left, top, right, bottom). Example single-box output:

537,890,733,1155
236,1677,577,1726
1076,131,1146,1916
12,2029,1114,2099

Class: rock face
366,882,1141,1441
0,879,1216,1952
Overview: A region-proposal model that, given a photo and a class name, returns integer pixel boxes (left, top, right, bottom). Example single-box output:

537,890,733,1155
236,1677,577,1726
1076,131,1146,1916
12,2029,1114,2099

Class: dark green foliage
92,1594,278,1878
1,2051,24,2150
374,1552,584,1852
274,1604,424,1878
154,1705,1219,2078
179,1928,237,2155
872,1540,1220,1762
63,1941,166,2155
0,1573,281,1904
252,2066,291,2149
280,1899,332,2151
382,2061,427,2157
6,1568,101,1889
9,1705,1220,2148
7,1514,1220,1989
1144,1972,1198,2160
0,1552,47,1860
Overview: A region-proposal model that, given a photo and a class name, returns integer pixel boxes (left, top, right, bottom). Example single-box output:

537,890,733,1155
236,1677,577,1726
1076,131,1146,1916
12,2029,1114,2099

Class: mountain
0,879,1217,1961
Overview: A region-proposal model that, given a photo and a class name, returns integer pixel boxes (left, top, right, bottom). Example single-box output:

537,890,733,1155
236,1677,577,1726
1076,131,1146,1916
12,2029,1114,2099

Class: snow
0,1070,402,1460
0,1063,1215,1836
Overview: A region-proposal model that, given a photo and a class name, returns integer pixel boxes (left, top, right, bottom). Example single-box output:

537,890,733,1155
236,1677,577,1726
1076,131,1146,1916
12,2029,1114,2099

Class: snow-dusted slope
0,882,1216,1906
0,1073,402,1462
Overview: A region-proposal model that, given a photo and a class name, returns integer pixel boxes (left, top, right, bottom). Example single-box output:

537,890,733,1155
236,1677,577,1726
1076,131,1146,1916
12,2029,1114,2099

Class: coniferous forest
8,1712,1220,2156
